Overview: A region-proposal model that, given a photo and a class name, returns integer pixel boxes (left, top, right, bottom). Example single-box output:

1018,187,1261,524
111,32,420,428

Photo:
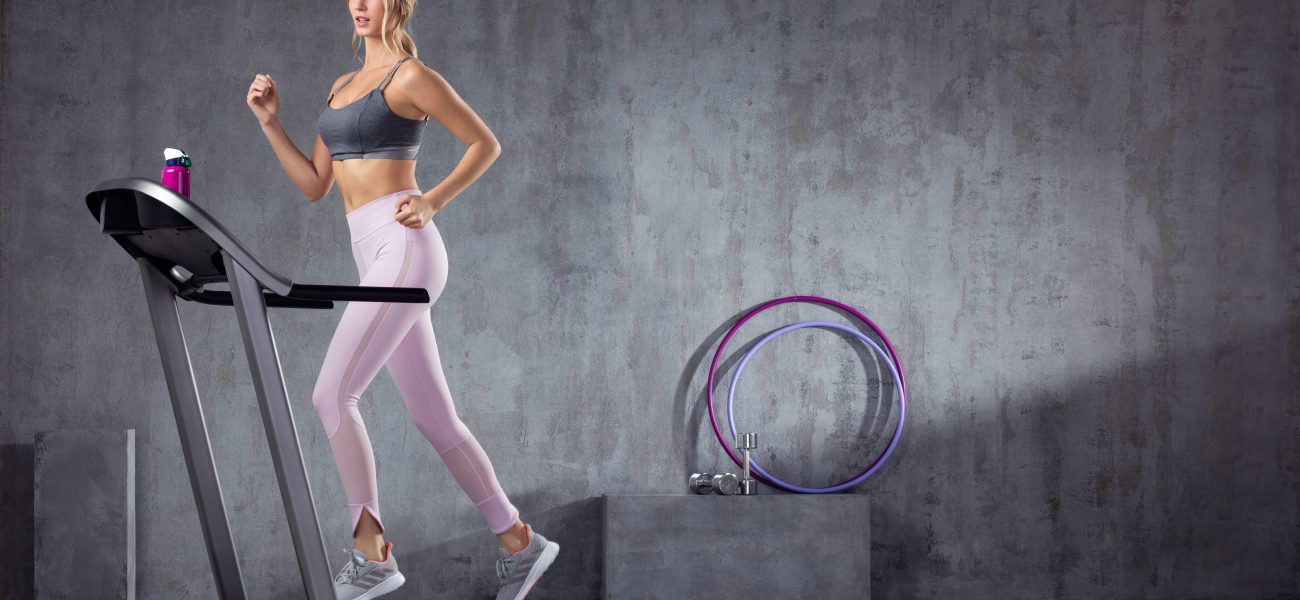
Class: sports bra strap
376,56,413,90
327,70,358,103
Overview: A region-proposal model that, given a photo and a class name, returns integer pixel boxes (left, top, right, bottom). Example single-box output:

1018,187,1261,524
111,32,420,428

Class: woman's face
349,0,390,37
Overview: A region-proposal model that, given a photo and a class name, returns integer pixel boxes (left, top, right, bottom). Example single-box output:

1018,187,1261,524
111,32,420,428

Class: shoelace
496,553,518,585
335,547,367,585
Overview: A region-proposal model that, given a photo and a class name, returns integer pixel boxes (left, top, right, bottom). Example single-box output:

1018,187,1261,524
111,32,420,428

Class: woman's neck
360,37,407,71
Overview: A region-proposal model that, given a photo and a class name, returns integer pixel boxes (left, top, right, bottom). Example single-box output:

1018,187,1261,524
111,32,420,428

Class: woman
245,1,559,598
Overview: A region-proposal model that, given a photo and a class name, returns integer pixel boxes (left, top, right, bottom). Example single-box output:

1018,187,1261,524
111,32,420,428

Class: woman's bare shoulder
392,56,450,87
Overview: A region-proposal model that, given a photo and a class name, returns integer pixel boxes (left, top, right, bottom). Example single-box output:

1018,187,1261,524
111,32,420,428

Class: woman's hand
246,73,280,125
394,193,439,229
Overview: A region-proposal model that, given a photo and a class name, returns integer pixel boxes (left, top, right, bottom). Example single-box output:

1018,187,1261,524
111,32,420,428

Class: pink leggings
311,188,520,537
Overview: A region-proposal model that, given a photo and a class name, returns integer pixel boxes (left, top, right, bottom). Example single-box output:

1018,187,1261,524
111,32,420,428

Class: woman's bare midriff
335,157,420,214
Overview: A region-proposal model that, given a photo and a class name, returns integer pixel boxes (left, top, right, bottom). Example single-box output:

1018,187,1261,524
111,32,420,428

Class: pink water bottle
161,147,192,198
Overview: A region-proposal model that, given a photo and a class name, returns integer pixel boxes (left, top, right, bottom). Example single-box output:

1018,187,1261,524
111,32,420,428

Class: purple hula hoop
728,320,905,492
706,295,909,492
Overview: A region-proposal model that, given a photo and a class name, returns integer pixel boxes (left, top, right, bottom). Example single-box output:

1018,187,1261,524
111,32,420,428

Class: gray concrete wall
2,0,1296,598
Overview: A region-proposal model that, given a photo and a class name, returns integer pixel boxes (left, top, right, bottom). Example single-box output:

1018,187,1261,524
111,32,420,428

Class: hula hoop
706,295,908,493
727,320,905,493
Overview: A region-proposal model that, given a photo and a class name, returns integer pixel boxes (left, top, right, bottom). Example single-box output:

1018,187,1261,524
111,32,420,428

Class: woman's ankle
497,521,530,555
354,538,386,561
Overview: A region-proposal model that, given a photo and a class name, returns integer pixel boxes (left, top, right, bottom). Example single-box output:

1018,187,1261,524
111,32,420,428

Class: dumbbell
688,472,713,494
737,432,757,495
688,472,740,495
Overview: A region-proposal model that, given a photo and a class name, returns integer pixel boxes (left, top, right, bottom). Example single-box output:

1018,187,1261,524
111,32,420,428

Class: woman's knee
311,380,342,438
415,414,473,453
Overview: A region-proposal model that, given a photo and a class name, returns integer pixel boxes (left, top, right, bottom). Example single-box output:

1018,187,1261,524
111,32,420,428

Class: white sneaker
333,540,406,600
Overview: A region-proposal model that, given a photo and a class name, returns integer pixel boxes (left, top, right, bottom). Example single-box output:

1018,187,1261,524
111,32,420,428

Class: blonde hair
352,0,418,62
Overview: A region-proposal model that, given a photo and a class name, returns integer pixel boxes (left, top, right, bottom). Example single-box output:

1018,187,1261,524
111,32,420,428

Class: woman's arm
258,121,335,202
397,61,502,212
248,72,340,202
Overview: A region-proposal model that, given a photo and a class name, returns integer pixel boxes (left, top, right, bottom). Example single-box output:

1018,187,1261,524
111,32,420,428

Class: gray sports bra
317,56,428,161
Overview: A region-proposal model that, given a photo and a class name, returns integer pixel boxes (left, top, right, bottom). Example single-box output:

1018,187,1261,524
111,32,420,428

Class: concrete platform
602,493,870,599
34,429,135,600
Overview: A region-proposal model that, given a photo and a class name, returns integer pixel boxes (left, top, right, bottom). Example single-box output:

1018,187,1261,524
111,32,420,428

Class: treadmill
84,177,430,599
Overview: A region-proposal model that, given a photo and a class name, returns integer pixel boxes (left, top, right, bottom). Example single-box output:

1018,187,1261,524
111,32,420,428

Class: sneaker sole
511,541,560,600
354,571,406,600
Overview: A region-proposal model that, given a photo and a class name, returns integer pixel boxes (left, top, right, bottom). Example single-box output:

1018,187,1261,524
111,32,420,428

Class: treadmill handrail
85,177,431,305
86,177,295,297
287,283,429,303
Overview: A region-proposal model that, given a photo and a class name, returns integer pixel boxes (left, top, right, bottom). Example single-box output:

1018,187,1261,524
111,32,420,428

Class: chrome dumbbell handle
737,432,758,495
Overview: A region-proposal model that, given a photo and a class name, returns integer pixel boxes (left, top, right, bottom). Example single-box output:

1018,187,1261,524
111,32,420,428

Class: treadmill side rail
138,259,249,600
224,251,335,600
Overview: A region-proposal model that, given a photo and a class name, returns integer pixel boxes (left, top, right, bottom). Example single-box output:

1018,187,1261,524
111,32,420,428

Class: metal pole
223,251,334,599
138,260,248,600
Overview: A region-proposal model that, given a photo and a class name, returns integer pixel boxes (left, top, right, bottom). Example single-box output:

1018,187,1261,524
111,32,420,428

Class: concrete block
603,493,869,599
34,429,136,600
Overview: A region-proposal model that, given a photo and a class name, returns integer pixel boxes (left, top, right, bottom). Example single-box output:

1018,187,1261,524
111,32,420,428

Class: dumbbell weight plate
712,472,740,495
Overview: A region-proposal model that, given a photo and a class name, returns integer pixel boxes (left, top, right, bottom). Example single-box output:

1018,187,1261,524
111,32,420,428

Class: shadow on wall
862,320,1298,600
0,443,36,597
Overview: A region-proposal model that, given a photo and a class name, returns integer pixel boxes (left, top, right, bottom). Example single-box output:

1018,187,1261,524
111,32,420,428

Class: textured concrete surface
1,1,1297,599
34,429,136,599
603,493,870,599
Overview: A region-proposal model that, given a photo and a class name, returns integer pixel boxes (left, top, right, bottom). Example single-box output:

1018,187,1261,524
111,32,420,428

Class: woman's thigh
383,310,474,452
314,219,450,436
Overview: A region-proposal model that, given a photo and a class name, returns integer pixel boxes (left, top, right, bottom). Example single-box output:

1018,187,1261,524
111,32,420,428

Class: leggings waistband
346,188,422,244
